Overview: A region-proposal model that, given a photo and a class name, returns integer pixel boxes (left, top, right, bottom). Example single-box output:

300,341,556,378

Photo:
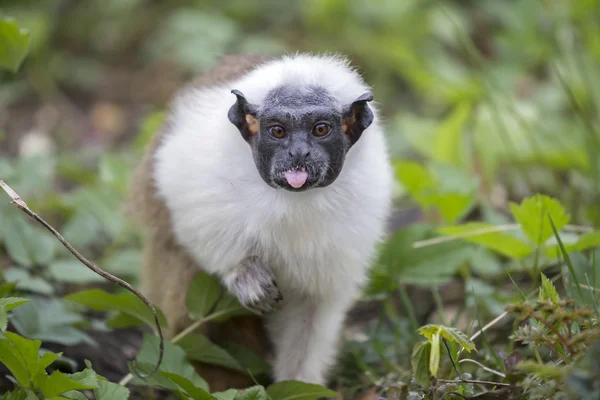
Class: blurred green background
1,0,600,398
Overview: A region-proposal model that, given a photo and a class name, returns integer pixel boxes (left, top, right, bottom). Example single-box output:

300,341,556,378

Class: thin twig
436,379,510,388
412,224,593,249
458,359,506,378
0,180,164,378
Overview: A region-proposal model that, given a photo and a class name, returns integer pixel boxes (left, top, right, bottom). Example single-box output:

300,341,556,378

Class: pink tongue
284,170,309,188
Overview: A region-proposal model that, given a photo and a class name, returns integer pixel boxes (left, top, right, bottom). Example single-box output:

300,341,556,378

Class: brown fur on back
125,54,273,391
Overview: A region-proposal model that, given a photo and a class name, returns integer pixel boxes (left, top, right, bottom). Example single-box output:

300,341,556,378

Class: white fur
153,53,394,385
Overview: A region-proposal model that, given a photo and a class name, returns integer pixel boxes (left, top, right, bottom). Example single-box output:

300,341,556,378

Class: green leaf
395,161,477,223
434,103,471,165
186,271,223,320
0,337,30,387
0,297,29,312
103,249,141,277
439,327,476,352
212,389,239,400
418,325,475,353
37,370,96,397
220,342,270,375
0,333,36,387
66,367,99,388
10,297,95,347
0,307,7,332
429,331,440,378
510,195,570,246
373,224,475,287
132,334,208,392
210,293,253,322
62,391,89,400
265,381,337,400
4,332,41,377
237,386,268,400
1,216,58,267
159,372,213,399
64,289,167,329
94,380,130,400
539,273,560,304
3,268,55,295
436,222,533,259
105,312,146,329
178,334,244,372
575,231,600,252
411,341,432,388
0,282,18,297
0,17,30,72
48,260,105,283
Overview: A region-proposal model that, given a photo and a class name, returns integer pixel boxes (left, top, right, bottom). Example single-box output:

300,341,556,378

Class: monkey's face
228,85,374,192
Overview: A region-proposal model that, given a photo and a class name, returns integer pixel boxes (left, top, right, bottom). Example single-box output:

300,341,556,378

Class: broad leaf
237,386,268,400
0,307,7,332
418,325,475,353
10,297,95,347
212,389,239,400
64,289,167,329
37,370,97,397
1,215,58,267
3,268,55,295
266,381,337,400
178,334,244,372
575,231,600,252
132,334,208,392
0,17,30,72
411,341,432,388
0,336,30,387
94,380,130,400
395,162,476,223
220,342,270,375
159,372,213,399
0,297,30,312
436,222,533,259
373,224,475,288
510,195,570,246
48,260,105,283
187,271,223,320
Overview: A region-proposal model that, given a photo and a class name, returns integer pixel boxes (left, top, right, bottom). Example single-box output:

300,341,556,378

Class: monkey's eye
313,123,330,137
269,125,286,139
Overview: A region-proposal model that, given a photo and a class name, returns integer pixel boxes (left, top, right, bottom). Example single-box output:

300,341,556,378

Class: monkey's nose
288,146,310,161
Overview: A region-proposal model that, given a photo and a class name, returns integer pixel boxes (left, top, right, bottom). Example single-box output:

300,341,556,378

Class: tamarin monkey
126,53,394,391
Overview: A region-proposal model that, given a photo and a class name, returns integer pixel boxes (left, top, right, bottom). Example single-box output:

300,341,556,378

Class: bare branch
0,179,164,379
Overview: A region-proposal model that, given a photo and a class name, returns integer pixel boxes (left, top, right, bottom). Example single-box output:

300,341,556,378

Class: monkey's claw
228,256,283,314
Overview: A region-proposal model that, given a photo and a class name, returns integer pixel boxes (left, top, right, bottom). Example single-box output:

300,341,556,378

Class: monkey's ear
342,92,374,145
228,90,260,141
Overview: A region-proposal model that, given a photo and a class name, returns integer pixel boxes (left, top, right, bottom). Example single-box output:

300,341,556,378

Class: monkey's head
227,84,374,192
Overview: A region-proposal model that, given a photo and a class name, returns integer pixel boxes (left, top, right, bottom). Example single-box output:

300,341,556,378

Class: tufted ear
227,89,260,141
342,92,374,146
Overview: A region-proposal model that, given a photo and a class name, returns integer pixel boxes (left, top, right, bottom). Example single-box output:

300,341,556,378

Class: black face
227,84,374,192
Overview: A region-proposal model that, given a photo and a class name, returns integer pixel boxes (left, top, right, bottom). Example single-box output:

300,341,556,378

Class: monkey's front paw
227,256,283,314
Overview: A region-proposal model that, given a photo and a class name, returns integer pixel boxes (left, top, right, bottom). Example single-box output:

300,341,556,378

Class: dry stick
0,180,164,379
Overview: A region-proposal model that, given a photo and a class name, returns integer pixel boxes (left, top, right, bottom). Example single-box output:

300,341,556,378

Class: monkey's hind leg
265,293,349,385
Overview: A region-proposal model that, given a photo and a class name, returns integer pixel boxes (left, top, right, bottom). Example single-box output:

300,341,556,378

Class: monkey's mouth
282,166,309,189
